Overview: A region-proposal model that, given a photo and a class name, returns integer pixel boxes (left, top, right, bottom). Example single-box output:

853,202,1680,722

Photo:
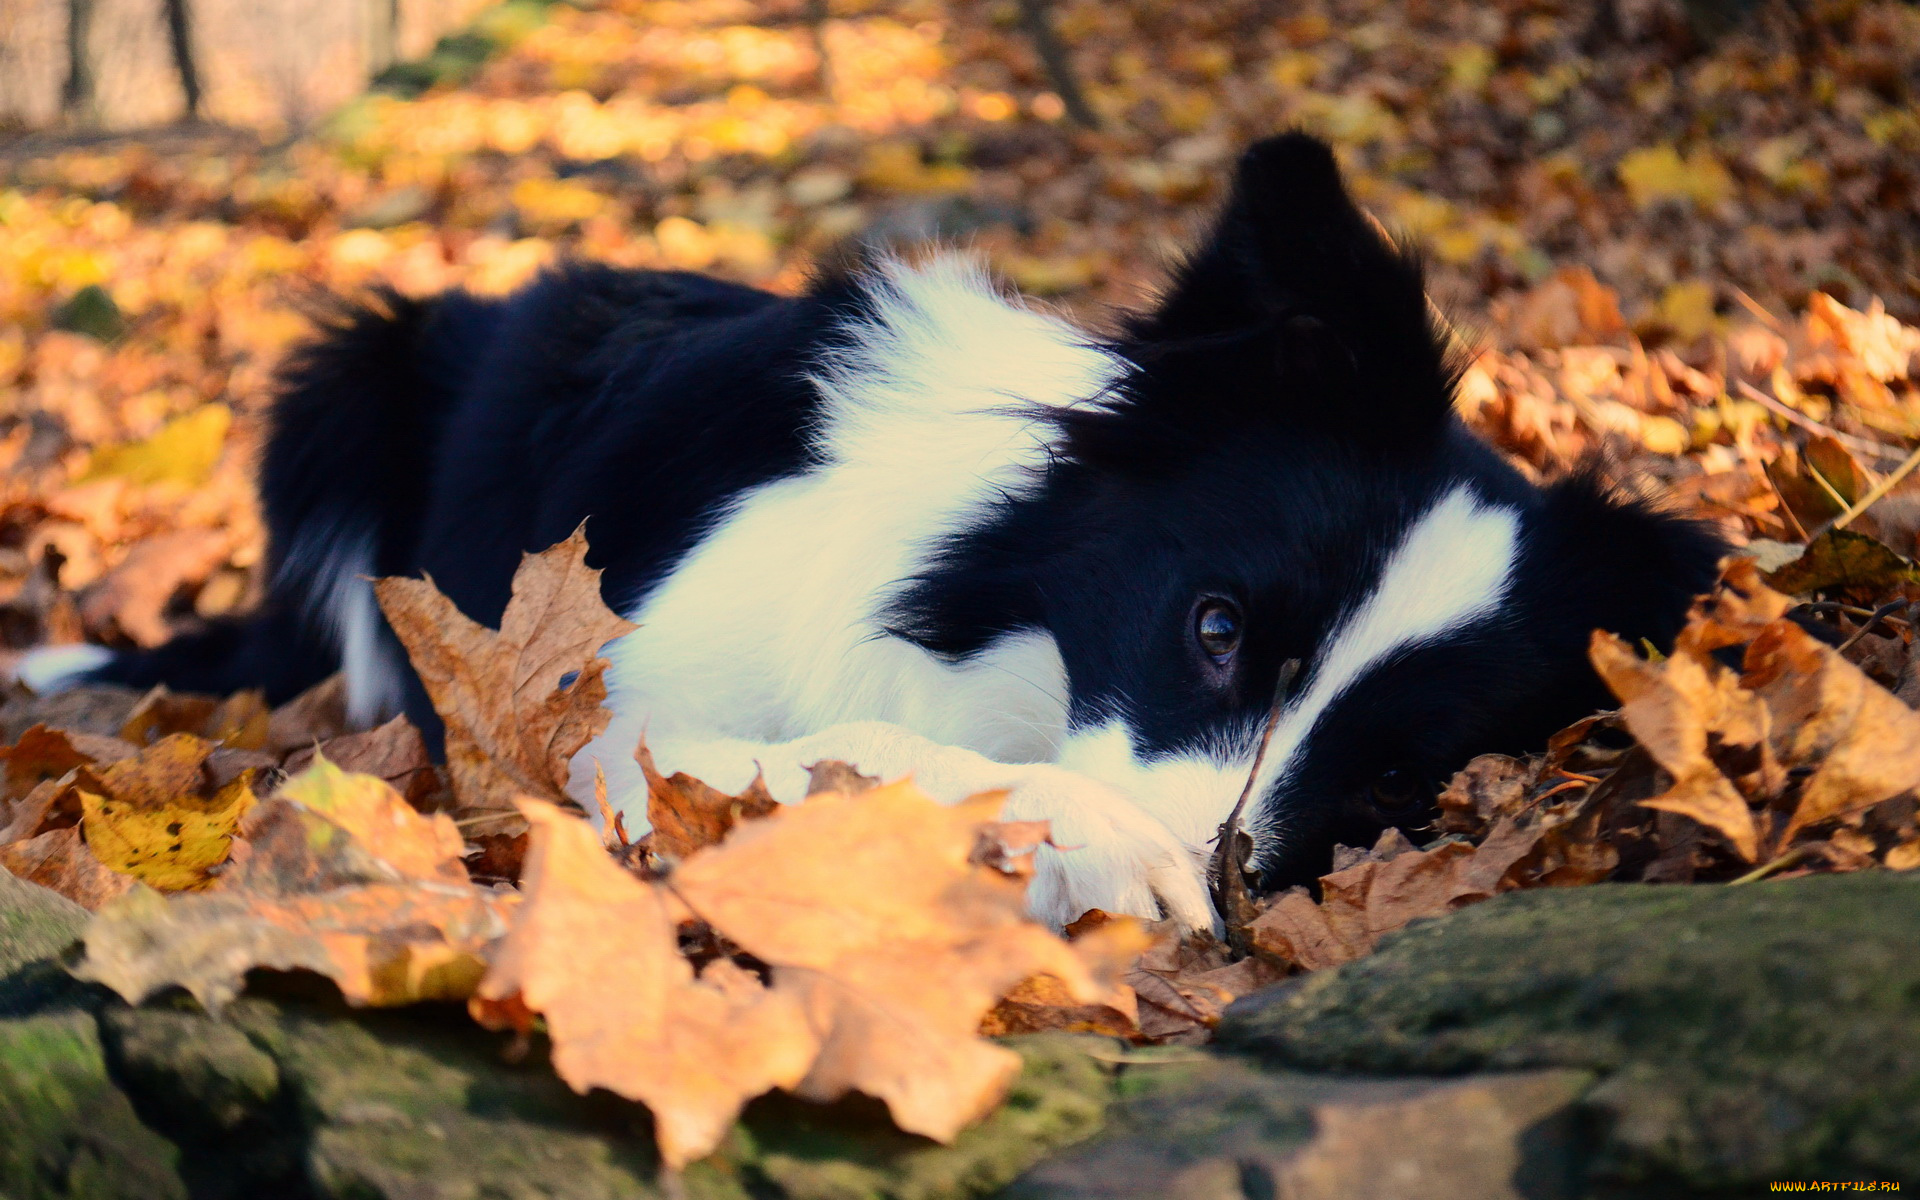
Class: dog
20,133,1722,929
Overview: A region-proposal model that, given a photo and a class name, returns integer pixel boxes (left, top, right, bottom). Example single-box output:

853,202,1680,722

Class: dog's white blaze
1252,485,1520,806
585,256,1116,810
291,533,406,727
1047,487,1519,869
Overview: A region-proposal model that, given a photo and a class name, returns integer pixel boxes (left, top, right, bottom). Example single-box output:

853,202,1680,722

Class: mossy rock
0,868,92,1018
1218,873,1920,1188
0,1009,186,1200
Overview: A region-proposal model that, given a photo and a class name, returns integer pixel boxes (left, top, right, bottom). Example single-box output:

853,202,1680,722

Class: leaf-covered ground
3,0,1920,1168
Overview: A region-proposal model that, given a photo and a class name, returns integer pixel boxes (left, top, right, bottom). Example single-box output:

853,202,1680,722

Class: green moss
0,1011,185,1200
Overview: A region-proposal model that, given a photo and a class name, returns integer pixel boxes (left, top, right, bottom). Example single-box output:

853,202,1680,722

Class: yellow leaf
1657,281,1720,341
1617,145,1735,212
80,405,231,488
510,177,607,232
78,734,253,891
277,754,467,883
858,142,974,195
1445,44,1495,94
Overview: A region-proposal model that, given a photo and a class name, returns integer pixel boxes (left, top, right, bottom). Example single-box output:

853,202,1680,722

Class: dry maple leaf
670,780,1125,1144
0,825,135,911
374,525,636,830
75,760,512,1009
1592,561,1920,864
1248,830,1496,971
1743,618,1920,841
282,715,441,810
1589,630,1766,861
636,736,777,860
472,800,817,1169
69,732,258,892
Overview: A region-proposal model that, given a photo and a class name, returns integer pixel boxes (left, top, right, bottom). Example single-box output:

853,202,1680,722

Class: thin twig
1798,600,1910,623
1728,844,1812,885
1761,463,1810,541
1804,460,1851,513
1832,442,1920,530
1731,287,1788,333
1737,380,1905,463
1835,599,1912,654
1016,0,1101,128
1209,659,1300,946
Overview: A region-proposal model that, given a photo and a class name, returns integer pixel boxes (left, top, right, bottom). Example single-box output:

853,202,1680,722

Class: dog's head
907,133,1723,892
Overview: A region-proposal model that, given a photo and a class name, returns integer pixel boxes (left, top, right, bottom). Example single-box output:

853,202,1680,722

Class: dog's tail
20,289,500,723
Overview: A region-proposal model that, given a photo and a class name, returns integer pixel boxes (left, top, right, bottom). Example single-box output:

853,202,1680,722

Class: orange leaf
636,736,777,859
473,800,816,1168
671,781,1122,1143
373,525,636,829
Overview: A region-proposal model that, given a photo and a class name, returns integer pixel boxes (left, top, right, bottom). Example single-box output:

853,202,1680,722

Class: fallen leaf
803,758,881,797
79,405,231,488
1,723,134,802
282,716,440,810
1742,620,1920,841
1435,754,1532,835
1589,630,1765,861
374,526,636,831
1248,830,1492,971
1127,925,1282,1041
0,825,136,910
1765,528,1918,597
275,754,466,883
981,918,1153,1038
74,762,515,1009
636,737,777,860
75,733,253,891
671,781,1123,1143
472,799,817,1169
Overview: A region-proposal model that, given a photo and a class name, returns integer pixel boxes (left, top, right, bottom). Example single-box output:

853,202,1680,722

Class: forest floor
2,0,1920,1177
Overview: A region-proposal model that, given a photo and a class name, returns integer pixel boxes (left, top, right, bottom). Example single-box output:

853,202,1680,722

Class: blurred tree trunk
806,0,832,98
162,0,199,117
1016,0,1099,128
368,0,400,78
62,0,96,121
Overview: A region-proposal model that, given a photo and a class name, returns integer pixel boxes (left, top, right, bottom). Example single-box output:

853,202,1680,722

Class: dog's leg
579,721,1217,933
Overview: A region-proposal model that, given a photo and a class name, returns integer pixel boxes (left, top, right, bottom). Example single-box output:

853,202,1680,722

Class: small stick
1731,288,1788,333
1761,464,1810,541
1728,844,1811,886
1209,658,1301,950
1832,442,1920,530
1737,380,1904,463
1835,599,1910,654
1804,460,1851,514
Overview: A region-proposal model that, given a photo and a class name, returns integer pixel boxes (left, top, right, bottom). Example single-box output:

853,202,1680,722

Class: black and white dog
22,134,1721,928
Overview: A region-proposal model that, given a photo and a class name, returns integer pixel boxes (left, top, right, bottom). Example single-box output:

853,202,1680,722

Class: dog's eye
1369,768,1430,814
1194,600,1242,663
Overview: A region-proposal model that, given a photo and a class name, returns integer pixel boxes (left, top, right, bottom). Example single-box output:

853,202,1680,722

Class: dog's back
43,263,854,739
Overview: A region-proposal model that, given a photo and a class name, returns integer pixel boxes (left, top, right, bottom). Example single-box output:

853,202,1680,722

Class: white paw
1003,764,1219,934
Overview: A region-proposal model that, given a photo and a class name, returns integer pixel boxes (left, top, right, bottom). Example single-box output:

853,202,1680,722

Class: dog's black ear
1126,133,1455,441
